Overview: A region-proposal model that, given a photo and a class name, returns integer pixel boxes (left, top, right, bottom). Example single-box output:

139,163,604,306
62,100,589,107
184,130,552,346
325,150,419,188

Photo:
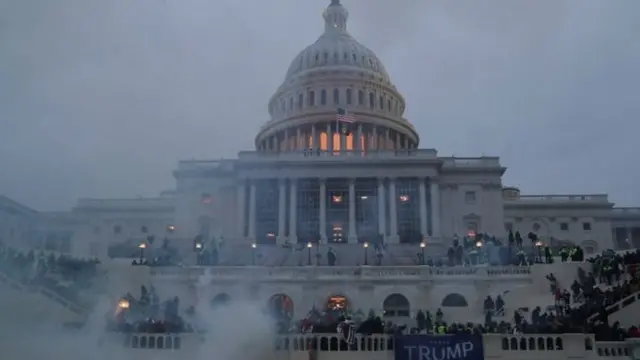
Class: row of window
95,224,176,235
293,49,385,78
272,88,402,117
504,222,592,233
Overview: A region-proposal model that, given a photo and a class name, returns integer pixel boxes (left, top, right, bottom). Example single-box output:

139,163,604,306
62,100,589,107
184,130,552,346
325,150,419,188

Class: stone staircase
0,270,88,323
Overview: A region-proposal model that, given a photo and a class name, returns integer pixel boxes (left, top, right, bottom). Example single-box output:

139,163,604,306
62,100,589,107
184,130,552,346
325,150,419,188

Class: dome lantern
323,0,348,33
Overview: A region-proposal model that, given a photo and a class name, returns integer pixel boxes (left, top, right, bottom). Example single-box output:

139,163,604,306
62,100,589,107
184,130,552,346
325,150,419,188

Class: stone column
319,179,327,243
296,127,301,151
277,179,287,244
289,179,298,243
326,123,333,153
388,178,399,243
419,178,428,239
356,124,363,152
248,181,257,241
430,181,441,237
236,180,246,238
311,125,318,151
377,178,387,240
348,179,357,243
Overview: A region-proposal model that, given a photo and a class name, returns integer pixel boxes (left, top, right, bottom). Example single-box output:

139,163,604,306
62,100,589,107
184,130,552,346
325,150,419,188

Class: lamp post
535,241,543,263
194,241,204,265
251,243,257,265
307,242,313,265
475,241,483,265
363,242,369,265
138,242,147,263
420,242,426,265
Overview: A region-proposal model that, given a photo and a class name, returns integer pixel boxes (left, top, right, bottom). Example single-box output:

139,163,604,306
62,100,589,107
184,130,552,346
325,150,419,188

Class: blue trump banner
395,334,484,360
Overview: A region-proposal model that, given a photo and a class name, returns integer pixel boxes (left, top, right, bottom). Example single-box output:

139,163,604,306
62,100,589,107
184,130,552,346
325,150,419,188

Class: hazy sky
1,0,639,211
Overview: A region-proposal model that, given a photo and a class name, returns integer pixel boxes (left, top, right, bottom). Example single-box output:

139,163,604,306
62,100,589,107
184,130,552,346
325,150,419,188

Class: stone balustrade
100,333,639,360
149,265,532,281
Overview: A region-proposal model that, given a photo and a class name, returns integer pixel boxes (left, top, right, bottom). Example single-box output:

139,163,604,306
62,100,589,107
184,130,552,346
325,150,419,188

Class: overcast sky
1,0,638,211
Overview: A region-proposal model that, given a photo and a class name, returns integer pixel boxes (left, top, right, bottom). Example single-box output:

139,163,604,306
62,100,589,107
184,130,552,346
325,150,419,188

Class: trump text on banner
394,334,484,360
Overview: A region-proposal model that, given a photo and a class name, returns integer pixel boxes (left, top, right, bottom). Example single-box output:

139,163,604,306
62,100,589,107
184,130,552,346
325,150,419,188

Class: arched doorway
441,293,468,307
382,293,410,317
267,294,294,319
211,293,231,308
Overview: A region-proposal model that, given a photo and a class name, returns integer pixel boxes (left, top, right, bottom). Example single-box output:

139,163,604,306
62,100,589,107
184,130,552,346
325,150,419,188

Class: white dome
283,1,392,85
284,33,392,85
256,0,419,153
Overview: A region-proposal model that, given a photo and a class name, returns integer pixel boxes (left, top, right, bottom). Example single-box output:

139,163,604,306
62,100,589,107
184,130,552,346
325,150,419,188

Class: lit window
399,195,409,202
332,195,343,203
166,225,176,233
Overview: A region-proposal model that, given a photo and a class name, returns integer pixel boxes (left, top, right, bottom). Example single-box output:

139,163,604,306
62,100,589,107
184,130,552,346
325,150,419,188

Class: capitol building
2,1,640,360
1,0,640,342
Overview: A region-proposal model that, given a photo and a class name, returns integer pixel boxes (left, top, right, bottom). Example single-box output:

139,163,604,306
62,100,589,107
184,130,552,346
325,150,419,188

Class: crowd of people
106,285,195,333
0,243,101,308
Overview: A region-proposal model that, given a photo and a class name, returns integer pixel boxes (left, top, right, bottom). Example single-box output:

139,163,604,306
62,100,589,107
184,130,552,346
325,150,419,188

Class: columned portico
388,178,399,243
377,178,386,239
236,180,246,238
277,179,287,244
248,181,257,241
348,179,357,243
418,178,428,239
241,175,445,245
430,181,441,237
319,179,327,243
289,179,298,243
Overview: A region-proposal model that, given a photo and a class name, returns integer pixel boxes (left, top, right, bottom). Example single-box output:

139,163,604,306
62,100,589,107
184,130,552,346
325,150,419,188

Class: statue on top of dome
330,0,341,6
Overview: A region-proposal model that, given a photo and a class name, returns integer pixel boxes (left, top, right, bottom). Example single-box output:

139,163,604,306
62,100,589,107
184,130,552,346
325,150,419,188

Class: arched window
343,52,348,60
314,53,319,64
379,95,384,109
333,88,340,105
441,293,468,307
323,52,328,63
298,94,303,109
320,90,327,105
358,90,364,105
383,294,411,317
369,93,375,108
308,90,315,106
346,89,352,105
352,53,357,62
387,99,391,111
289,97,293,110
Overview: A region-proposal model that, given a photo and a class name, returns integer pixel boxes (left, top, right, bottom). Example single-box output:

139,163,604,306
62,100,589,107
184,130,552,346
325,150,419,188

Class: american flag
336,108,356,123
337,321,356,345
